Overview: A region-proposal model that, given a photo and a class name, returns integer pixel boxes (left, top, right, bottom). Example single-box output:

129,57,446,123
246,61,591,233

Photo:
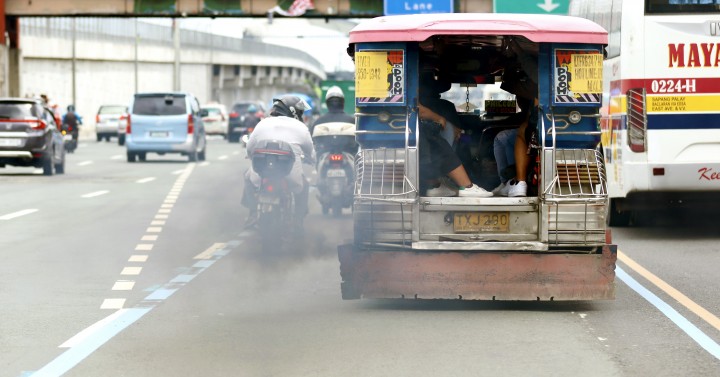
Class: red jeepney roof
349,13,608,45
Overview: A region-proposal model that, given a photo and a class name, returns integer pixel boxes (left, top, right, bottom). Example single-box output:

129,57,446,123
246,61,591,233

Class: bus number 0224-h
650,79,697,93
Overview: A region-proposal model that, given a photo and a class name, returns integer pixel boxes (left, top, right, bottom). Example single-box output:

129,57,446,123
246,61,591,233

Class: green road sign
493,0,569,15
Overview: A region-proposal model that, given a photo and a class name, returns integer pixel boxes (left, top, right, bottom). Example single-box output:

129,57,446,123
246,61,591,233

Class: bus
569,0,720,226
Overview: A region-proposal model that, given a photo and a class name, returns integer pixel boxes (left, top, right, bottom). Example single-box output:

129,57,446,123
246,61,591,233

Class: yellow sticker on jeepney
355,50,405,104
570,53,603,94
554,49,602,104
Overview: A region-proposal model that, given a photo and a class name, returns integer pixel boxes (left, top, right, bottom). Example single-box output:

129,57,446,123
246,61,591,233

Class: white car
95,104,129,145
201,103,229,139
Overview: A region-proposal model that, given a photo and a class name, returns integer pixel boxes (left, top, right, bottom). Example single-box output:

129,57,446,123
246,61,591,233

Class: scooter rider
242,95,316,228
62,105,83,143
309,86,355,135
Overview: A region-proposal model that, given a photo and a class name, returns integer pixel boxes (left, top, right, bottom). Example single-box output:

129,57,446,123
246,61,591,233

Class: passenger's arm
418,104,446,129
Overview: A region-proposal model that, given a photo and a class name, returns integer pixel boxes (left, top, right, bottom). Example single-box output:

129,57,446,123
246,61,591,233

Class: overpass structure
14,17,327,122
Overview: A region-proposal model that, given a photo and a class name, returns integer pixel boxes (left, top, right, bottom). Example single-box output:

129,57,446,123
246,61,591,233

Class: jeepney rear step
338,243,617,301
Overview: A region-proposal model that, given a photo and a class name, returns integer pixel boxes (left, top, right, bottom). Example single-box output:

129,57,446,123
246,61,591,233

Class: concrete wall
15,18,327,138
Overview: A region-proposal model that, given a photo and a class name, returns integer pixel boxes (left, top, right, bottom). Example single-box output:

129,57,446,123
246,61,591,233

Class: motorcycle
61,124,78,153
312,122,357,217
245,136,299,251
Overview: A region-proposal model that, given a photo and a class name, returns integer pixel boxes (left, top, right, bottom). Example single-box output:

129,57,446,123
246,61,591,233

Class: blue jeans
494,128,517,184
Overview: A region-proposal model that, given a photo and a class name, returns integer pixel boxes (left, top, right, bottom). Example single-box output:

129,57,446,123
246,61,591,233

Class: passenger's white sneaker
492,182,506,196
426,182,457,197
458,184,493,197
507,180,528,197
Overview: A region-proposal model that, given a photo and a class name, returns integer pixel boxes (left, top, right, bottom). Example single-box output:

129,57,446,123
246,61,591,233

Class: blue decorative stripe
647,113,720,130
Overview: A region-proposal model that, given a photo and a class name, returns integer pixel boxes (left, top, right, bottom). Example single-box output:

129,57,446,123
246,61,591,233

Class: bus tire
608,198,632,227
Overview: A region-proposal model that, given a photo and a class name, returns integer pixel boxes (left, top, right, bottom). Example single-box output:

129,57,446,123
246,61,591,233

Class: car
125,92,207,163
227,101,266,143
200,103,229,138
0,97,65,175
94,104,129,144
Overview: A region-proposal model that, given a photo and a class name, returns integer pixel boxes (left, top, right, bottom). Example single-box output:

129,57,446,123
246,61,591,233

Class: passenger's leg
508,123,529,197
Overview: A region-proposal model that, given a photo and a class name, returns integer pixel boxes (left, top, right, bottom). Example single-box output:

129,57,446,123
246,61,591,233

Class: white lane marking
142,235,158,241
171,169,184,175
128,255,148,262
218,155,228,160
199,161,210,166
110,155,123,160
193,243,227,260
100,298,126,310
135,244,153,251
60,308,128,347
0,208,39,220
120,267,142,275
158,209,172,214
146,227,162,233
151,220,165,226
161,203,173,208
112,281,135,291
81,190,109,198
136,177,156,184
77,160,93,166
154,214,168,220
232,151,240,155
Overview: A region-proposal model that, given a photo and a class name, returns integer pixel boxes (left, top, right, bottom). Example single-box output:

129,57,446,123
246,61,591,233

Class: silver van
126,92,207,162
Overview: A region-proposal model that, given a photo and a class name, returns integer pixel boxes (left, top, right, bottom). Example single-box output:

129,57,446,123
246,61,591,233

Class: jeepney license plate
453,212,510,233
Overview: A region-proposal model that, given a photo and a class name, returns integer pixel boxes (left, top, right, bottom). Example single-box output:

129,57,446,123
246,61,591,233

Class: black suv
0,98,65,175
227,101,265,143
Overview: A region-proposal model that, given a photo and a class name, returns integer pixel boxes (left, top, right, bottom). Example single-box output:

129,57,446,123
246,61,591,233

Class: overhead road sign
493,0,569,15
384,0,454,15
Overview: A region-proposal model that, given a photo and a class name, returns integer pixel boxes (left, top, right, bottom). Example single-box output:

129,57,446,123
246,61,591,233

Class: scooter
312,122,356,217
245,136,299,251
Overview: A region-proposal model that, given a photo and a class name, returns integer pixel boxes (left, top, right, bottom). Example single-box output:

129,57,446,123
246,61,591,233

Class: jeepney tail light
627,88,647,153
329,154,343,162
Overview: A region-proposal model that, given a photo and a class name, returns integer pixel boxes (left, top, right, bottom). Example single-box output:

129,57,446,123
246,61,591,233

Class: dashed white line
158,209,172,214
128,255,148,262
135,244,154,251
136,177,156,184
154,214,168,220
81,190,109,198
120,267,142,275
141,235,158,241
112,281,136,291
218,155,228,160
199,161,210,166
171,169,184,175
232,151,240,155
100,298,126,310
77,160,94,166
151,220,165,226
0,209,39,220
146,227,162,233
110,155,123,160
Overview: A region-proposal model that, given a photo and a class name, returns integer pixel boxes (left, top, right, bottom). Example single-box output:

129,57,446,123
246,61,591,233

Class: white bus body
570,0,720,225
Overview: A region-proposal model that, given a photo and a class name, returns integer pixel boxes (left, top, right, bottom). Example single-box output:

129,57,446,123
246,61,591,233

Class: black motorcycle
61,124,78,153
249,140,299,251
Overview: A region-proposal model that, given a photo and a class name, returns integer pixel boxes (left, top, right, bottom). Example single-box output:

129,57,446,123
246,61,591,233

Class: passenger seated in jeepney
418,72,492,198
492,96,536,197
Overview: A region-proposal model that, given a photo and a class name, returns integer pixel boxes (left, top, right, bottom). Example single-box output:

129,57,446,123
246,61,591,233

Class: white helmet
326,86,344,101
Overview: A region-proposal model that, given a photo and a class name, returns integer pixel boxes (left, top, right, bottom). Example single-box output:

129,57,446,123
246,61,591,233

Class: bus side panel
338,244,617,301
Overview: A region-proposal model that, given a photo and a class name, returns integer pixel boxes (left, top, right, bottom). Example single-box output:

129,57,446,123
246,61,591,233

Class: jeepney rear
339,13,617,301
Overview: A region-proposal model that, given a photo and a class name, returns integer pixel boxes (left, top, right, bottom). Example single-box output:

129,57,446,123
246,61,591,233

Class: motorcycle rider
242,95,316,229
309,86,355,136
62,105,83,144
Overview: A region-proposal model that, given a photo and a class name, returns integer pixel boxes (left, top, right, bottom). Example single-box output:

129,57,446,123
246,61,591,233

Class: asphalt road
1,137,718,377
